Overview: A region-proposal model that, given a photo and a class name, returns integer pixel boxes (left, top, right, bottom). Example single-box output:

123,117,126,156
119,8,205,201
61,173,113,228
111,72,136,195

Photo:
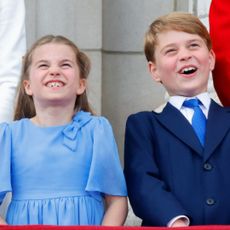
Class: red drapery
209,0,230,106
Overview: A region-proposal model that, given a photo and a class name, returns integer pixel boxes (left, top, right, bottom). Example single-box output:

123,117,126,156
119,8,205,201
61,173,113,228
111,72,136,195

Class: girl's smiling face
24,43,86,108
148,30,215,97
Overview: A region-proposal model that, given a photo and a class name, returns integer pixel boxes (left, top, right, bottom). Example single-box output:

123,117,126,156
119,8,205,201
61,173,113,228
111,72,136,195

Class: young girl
0,35,128,225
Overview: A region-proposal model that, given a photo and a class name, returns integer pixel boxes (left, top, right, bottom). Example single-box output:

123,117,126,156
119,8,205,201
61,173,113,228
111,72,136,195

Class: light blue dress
0,111,127,225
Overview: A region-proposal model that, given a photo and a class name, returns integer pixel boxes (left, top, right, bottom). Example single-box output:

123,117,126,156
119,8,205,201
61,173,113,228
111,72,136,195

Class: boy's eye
189,43,200,48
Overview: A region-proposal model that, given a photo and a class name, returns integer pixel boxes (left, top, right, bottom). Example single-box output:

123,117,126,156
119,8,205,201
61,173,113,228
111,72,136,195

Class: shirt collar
169,92,211,111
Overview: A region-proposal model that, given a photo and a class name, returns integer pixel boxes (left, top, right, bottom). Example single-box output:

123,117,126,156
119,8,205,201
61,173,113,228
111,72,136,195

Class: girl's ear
23,80,33,96
76,79,86,95
148,61,161,82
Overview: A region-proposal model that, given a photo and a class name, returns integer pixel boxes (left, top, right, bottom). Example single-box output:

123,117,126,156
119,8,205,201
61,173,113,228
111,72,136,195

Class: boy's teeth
182,67,196,74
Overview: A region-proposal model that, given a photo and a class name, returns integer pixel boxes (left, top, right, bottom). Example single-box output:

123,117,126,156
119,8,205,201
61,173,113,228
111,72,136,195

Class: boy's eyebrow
160,38,204,53
160,43,177,53
187,38,203,43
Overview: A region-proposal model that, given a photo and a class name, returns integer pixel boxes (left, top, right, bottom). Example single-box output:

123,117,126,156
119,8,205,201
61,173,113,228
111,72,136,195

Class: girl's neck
31,106,75,127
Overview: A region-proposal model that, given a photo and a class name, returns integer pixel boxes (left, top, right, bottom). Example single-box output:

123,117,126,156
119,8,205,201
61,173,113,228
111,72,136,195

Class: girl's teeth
47,82,63,88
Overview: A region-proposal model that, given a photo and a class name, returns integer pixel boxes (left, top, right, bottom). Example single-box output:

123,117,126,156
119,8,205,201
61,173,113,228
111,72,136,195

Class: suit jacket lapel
203,100,230,161
155,102,204,156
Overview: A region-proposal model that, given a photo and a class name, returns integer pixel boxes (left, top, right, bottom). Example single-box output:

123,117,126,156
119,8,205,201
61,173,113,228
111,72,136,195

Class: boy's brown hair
144,12,212,62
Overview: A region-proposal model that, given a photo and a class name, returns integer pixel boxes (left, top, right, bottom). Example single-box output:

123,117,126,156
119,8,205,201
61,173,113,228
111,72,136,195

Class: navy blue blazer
124,100,230,226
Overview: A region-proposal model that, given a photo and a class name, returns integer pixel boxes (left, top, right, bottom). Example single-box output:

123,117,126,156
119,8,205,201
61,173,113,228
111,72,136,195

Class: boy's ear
23,80,33,96
209,49,216,71
148,61,161,82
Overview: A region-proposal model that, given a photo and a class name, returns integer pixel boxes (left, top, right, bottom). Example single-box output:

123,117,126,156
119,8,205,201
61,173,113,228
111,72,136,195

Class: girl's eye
38,64,48,69
165,49,176,55
62,63,71,68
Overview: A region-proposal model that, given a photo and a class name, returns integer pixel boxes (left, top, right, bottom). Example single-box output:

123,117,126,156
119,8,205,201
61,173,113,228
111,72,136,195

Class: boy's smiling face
148,30,215,97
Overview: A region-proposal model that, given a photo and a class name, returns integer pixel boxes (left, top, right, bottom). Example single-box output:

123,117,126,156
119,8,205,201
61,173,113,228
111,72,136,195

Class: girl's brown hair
144,12,212,62
14,35,93,120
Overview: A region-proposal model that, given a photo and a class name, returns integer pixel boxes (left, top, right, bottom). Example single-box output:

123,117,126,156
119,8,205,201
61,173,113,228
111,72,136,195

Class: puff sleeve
0,123,12,205
86,117,127,196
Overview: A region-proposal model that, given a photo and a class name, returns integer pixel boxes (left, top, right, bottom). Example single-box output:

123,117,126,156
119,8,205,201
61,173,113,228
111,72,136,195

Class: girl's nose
49,66,60,76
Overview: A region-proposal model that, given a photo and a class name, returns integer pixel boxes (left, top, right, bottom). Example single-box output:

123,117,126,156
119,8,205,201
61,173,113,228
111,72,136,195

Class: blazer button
206,198,215,206
203,163,213,171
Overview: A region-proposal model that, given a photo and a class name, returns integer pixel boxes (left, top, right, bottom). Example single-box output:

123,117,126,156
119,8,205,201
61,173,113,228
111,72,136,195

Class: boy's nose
179,49,192,61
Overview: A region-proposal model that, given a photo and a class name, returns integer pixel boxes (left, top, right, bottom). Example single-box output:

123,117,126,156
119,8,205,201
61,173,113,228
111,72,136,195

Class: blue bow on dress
62,111,92,151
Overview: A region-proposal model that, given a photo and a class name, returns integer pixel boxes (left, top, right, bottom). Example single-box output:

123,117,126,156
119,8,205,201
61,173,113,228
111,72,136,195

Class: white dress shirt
169,92,211,123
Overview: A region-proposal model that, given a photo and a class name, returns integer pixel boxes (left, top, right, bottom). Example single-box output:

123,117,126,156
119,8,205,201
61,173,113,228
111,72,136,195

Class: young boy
124,12,230,227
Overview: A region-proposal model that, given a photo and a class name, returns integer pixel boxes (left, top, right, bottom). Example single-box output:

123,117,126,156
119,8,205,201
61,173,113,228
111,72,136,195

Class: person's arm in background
209,0,230,106
0,0,26,122
0,0,26,219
